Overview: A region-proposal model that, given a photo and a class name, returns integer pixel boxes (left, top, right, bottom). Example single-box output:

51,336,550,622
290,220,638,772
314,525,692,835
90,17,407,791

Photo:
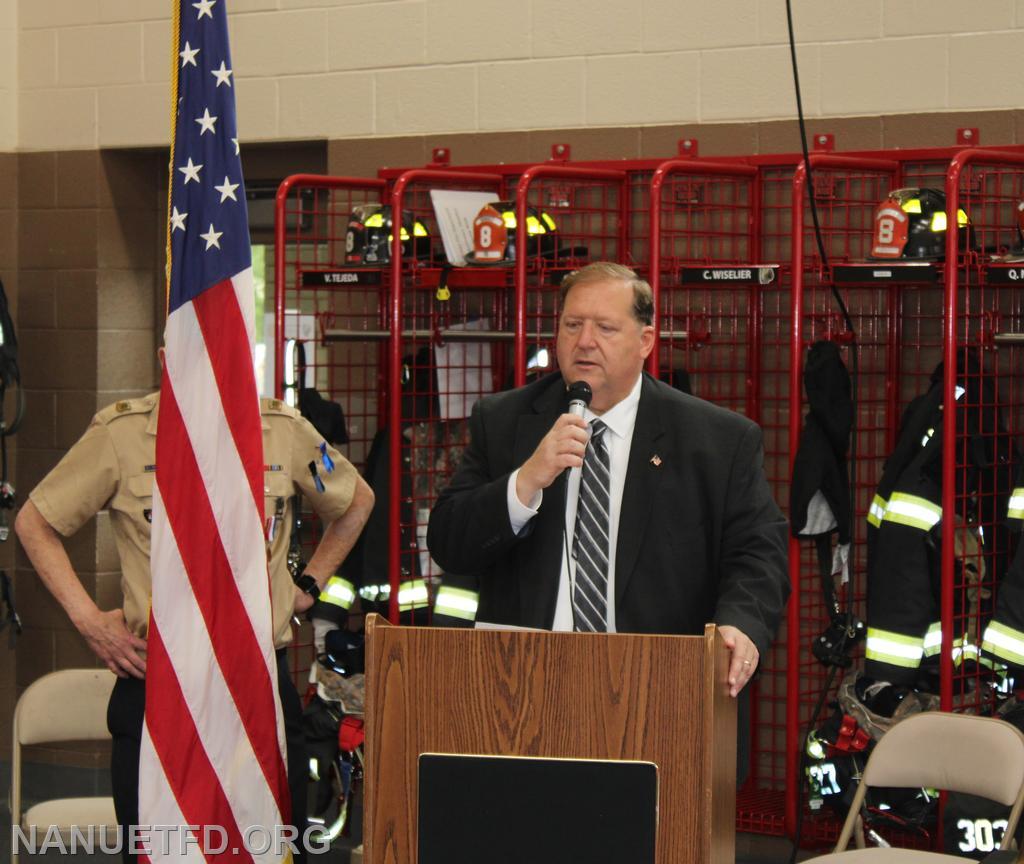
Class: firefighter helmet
345,204,431,265
321,628,365,678
464,200,560,264
870,187,971,260
838,673,939,741
806,693,939,834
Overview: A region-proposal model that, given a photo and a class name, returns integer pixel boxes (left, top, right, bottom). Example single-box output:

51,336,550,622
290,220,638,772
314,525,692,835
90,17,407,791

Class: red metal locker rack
512,164,627,386
387,170,506,625
785,147,1024,846
941,151,1024,712
273,174,388,678
647,160,794,835
757,161,801,548
788,155,903,844
271,142,1024,845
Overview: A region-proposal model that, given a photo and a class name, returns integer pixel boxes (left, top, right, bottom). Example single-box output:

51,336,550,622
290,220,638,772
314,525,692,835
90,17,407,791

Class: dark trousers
108,649,308,862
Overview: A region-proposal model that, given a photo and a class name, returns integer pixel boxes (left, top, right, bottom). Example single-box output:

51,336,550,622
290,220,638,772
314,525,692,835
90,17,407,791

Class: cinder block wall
9,150,163,766
0,1,17,764
12,0,1024,151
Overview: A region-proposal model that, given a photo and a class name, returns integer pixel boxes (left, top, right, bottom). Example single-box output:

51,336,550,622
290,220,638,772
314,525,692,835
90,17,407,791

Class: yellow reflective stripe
320,577,355,610
921,626,982,663
952,641,979,666
982,621,1024,666
358,583,390,601
434,586,479,621
865,627,924,668
882,492,941,532
398,580,429,610
1008,489,1024,520
525,214,546,235
867,494,888,528
357,581,430,609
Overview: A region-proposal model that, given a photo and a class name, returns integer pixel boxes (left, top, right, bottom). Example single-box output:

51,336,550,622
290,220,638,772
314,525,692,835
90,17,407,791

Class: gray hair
559,262,654,326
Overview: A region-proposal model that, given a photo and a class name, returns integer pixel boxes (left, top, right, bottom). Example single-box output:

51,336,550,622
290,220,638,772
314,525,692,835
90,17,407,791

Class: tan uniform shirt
31,393,358,648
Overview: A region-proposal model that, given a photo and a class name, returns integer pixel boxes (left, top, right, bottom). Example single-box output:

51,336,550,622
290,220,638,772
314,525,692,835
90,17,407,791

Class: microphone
562,380,592,632
566,380,592,418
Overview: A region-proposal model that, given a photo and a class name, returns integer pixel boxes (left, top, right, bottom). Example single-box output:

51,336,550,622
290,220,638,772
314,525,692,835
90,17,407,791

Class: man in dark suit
427,262,788,698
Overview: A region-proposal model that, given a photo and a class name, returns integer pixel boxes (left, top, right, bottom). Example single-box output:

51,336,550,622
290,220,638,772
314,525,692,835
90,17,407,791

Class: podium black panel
418,753,658,864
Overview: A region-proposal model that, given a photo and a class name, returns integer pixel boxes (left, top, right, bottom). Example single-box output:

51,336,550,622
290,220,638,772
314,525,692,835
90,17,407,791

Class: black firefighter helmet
345,204,431,265
871,187,972,260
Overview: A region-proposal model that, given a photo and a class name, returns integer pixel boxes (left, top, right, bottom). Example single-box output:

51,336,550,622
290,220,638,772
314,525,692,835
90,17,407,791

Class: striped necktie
572,419,610,632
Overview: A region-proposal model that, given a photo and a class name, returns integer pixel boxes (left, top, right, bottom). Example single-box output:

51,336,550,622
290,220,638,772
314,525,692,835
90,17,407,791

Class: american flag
139,1,290,860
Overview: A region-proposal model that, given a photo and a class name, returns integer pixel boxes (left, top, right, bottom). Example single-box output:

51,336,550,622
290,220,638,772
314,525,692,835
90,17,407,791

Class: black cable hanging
785,1,862,860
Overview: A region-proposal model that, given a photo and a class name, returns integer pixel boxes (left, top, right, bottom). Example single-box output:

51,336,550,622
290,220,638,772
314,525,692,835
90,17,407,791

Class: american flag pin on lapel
650,454,662,467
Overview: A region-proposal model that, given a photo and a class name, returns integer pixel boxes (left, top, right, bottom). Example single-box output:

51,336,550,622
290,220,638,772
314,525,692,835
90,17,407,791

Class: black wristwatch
294,572,321,603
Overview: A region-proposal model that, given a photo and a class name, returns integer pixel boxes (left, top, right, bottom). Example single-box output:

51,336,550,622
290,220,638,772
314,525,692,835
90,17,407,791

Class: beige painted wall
9,0,1024,151
0,3,16,150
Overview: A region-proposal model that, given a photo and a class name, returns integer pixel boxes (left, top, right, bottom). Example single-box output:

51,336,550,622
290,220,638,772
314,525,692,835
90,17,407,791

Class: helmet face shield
871,187,971,260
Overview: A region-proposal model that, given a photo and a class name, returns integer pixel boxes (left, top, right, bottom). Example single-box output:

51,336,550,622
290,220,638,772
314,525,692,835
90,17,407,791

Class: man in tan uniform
16,392,374,860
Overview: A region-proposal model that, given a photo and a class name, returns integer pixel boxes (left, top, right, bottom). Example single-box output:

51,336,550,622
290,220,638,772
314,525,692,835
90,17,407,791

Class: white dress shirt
505,374,642,632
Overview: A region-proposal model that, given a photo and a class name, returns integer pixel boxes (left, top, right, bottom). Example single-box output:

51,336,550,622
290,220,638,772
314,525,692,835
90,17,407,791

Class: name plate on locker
301,269,383,286
418,753,658,864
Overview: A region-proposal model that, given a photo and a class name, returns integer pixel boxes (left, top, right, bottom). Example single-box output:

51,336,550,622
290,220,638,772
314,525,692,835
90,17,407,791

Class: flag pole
165,0,181,317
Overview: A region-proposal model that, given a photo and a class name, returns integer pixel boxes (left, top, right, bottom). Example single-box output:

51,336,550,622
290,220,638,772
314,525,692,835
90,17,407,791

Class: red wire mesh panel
515,167,627,386
387,170,506,626
627,168,655,270
274,175,387,682
649,161,759,406
717,161,797,838
941,154,1024,715
788,157,907,846
649,162,793,838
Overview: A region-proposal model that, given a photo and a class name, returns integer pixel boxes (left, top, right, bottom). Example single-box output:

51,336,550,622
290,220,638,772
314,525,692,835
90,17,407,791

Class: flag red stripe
144,621,256,863
192,278,264,517
155,376,290,820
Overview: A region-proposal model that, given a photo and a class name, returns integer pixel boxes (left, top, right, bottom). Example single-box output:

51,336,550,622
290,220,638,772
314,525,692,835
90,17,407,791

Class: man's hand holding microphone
515,382,593,507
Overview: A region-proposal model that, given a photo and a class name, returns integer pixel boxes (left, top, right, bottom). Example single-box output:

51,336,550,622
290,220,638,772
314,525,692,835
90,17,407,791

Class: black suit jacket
427,372,789,658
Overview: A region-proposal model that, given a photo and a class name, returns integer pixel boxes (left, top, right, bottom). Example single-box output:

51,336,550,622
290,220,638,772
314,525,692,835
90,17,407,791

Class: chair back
14,668,116,745
864,711,1024,805
836,711,1024,853
11,667,117,848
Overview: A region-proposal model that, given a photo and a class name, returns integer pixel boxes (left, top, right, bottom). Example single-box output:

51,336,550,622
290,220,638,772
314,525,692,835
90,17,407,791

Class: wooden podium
363,614,737,864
